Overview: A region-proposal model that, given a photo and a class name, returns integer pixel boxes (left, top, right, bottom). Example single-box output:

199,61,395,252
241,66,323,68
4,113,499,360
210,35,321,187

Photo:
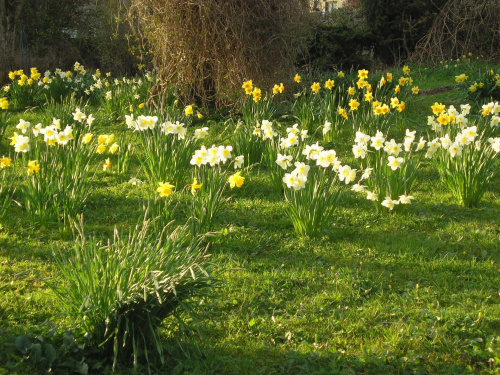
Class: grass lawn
1,62,499,374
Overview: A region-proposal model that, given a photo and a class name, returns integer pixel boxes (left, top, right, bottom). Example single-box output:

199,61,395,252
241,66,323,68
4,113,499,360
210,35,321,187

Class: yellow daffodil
431,102,446,115
358,69,369,79
338,107,348,119
185,105,194,116
294,74,301,83
242,80,253,92
311,82,320,93
0,156,12,168
348,98,360,111
324,79,334,90
228,172,245,189
252,87,261,102
0,97,8,110
27,160,40,175
190,178,202,195
109,143,120,154
82,133,93,144
96,144,106,154
157,181,175,197
357,79,367,89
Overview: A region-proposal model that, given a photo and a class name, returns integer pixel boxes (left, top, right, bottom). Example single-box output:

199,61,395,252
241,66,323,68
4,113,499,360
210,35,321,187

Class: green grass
1,63,500,374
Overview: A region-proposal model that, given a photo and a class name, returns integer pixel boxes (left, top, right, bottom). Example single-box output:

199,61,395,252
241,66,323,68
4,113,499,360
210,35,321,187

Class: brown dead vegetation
124,0,312,109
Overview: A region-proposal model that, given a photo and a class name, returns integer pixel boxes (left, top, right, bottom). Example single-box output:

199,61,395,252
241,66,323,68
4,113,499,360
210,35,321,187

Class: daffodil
128,177,143,186
294,74,301,83
157,182,175,197
358,69,369,79
276,153,293,170
381,197,399,210
103,158,112,171
27,160,40,175
242,80,253,92
96,144,106,154
82,133,93,144
324,79,334,90
399,195,414,204
431,102,446,115
311,82,320,93
228,172,244,189
185,105,194,116
348,99,360,111
109,143,120,154
190,178,203,195
233,155,244,169
387,156,404,170
252,87,261,102
338,165,356,184
0,156,12,168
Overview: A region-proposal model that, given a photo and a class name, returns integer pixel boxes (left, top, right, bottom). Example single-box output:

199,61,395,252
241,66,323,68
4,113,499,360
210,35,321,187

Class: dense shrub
306,20,374,72
0,0,139,85
360,0,448,64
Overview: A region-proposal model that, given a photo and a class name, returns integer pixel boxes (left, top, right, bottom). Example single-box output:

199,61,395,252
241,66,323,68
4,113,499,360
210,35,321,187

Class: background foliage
0,0,139,84
124,0,312,108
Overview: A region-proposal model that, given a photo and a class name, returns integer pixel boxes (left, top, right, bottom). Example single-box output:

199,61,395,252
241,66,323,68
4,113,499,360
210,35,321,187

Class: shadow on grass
150,337,487,375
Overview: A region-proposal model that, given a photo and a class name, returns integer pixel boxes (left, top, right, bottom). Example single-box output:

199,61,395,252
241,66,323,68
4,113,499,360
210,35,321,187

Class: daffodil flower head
190,178,202,195
157,182,175,197
228,172,245,189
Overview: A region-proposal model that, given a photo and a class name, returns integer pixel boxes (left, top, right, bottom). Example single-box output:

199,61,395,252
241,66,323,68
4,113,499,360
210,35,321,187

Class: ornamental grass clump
51,217,216,372
426,101,500,207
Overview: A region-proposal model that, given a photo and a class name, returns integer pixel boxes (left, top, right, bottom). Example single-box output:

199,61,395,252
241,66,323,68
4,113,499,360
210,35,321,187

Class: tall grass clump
51,217,216,372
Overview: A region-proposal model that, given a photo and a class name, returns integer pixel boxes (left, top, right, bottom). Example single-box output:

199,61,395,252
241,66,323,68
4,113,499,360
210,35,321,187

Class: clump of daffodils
426,101,500,207
190,144,242,168
350,129,424,212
